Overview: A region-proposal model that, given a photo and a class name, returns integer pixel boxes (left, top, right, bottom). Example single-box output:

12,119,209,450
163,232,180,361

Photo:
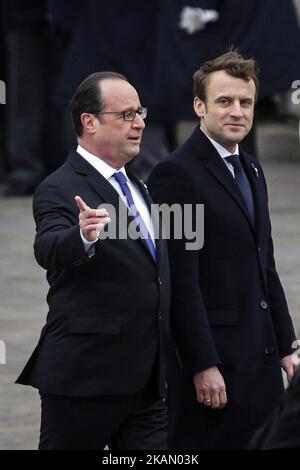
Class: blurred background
0,0,300,449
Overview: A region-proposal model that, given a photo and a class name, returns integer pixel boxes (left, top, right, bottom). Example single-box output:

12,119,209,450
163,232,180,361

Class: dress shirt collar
76,144,128,180
200,127,239,159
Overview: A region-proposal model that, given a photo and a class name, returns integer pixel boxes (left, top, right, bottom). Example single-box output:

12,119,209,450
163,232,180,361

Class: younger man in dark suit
16,72,170,450
148,51,297,449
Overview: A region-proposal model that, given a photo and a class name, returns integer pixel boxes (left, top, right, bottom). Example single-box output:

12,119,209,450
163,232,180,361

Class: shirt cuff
80,231,98,257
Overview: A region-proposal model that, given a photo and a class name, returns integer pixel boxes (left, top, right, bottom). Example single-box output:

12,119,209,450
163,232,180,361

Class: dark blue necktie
113,172,156,261
225,155,255,225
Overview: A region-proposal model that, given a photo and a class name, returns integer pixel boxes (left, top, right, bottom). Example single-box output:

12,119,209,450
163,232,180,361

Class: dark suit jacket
148,127,296,449
16,150,170,397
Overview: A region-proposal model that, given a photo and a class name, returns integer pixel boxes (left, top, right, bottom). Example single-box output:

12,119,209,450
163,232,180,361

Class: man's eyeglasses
91,107,147,122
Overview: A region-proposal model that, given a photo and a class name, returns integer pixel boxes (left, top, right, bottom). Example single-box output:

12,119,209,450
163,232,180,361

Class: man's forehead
206,70,256,95
100,79,140,106
100,79,136,97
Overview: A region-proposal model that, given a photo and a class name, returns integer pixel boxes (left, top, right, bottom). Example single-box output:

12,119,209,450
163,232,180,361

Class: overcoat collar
188,127,263,240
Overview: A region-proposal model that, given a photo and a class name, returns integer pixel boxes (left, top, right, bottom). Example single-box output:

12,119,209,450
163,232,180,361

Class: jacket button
158,278,163,286
265,346,274,355
260,300,268,309
158,312,162,320
257,246,261,253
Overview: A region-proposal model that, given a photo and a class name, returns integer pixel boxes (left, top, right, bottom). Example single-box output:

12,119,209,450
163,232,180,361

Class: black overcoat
148,127,296,448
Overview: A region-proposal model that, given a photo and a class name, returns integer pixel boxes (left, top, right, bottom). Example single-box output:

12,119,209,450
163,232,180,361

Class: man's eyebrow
119,107,140,112
215,95,231,100
215,95,254,102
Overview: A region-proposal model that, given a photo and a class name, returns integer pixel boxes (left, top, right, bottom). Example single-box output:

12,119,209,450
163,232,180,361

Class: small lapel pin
140,180,149,193
250,163,259,178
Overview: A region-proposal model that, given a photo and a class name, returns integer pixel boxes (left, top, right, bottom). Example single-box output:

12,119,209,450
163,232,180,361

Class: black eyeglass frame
89,107,148,122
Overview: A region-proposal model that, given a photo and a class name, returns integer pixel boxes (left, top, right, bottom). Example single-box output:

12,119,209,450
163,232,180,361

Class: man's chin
224,131,248,146
129,143,141,157
124,147,141,164
227,127,249,139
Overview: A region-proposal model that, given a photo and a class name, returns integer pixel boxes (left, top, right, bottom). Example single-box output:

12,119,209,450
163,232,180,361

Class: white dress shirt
200,127,239,178
76,145,155,253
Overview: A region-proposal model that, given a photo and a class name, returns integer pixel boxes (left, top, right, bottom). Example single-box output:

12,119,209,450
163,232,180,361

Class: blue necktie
113,172,156,261
225,155,255,225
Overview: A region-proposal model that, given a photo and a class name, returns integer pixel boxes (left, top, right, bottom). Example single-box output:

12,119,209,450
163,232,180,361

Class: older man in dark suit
16,71,170,450
148,51,297,449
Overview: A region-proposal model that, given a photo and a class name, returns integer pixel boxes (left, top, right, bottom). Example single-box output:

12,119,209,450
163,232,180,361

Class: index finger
75,195,90,212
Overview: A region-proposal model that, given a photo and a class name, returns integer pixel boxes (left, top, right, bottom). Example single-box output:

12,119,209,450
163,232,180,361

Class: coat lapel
240,151,265,242
204,147,256,236
186,128,260,237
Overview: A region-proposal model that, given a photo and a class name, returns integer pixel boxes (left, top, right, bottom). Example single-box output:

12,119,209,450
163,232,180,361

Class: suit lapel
127,169,161,265
68,151,157,265
68,150,123,209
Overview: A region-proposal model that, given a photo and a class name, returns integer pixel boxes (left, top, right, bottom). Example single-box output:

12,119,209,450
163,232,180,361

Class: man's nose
230,101,243,117
133,113,146,129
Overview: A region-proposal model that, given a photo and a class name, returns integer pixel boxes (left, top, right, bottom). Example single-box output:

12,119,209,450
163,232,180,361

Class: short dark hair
193,50,260,102
70,71,128,137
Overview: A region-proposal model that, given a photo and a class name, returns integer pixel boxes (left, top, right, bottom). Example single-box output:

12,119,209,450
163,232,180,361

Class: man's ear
194,97,205,118
81,113,97,134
